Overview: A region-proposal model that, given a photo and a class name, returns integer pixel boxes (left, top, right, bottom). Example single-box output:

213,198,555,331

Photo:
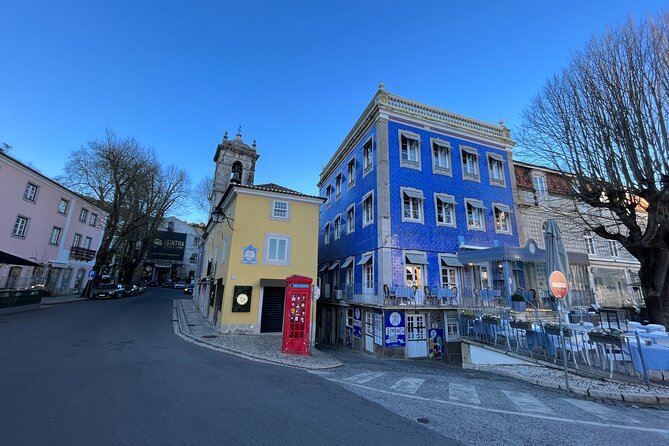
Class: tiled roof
235,183,324,201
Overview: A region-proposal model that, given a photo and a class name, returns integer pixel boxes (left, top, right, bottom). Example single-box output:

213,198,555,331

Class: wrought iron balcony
69,246,96,261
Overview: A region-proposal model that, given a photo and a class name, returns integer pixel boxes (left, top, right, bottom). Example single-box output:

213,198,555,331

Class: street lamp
211,206,225,224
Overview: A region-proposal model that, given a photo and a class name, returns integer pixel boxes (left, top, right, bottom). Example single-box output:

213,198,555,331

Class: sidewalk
40,293,89,305
173,298,343,370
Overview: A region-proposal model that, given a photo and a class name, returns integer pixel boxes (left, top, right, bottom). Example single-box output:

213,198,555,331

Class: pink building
0,150,107,295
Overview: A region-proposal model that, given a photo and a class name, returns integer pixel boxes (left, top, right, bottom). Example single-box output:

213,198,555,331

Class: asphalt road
0,289,453,446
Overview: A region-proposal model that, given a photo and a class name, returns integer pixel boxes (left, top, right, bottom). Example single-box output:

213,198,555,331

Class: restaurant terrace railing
458,311,669,385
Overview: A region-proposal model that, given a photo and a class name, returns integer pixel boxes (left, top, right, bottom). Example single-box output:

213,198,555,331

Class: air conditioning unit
334,290,343,300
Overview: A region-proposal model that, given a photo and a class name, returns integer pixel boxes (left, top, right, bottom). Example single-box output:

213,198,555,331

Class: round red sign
549,271,569,300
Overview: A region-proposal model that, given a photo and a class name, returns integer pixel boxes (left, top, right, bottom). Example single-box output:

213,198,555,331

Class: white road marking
327,378,669,435
341,372,385,384
563,398,639,423
501,390,555,413
448,383,480,404
390,377,425,394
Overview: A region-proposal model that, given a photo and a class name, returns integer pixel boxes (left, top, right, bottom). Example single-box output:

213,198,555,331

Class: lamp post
211,206,225,224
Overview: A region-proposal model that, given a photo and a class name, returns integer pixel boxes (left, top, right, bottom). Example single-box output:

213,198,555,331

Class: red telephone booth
281,275,312,355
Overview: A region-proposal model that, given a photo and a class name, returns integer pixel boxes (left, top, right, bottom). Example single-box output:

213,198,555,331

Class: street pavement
3,288,669,445
0,288,453,446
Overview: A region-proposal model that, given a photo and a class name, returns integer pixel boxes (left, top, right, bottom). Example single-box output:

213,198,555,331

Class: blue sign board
88,270,96,278
384,310,405,347
353,306,362,338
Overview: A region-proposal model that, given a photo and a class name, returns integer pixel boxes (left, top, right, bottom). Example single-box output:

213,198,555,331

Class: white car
173,282,187,289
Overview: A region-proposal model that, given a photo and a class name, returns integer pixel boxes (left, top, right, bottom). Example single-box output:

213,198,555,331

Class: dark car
161,280,174,288
121,284,139,296
93,284,124,299
147,280,159,287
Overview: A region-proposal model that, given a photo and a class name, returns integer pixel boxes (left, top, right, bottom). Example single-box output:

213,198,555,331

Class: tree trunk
638,248,669,328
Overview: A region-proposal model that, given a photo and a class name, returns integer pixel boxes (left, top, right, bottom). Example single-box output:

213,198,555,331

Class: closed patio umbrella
545,219,572,390
544,219,571,323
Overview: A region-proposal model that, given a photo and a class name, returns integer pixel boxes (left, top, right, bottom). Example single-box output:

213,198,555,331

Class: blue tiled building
316,87,519,358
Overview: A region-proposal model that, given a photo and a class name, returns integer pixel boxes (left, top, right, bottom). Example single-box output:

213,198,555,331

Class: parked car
121,284,139,296
184,284,193,295
161,280,174,288
147,280,159,287
173,282,187,289
93,283,124,299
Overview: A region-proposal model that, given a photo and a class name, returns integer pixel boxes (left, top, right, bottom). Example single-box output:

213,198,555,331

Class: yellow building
200,182,323,337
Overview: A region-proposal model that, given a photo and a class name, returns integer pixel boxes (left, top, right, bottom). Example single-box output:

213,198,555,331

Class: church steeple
210,130,260,213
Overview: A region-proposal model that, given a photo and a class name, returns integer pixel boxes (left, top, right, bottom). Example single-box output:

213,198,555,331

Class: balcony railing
69,246,97,261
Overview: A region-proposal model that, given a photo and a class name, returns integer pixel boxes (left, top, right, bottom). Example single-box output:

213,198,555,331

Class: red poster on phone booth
281,275,312,355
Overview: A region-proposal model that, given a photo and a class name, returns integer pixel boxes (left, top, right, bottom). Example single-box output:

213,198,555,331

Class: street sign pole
549,271,570,392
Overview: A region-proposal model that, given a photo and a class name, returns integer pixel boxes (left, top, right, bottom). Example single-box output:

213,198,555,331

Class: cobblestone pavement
174,298,343,370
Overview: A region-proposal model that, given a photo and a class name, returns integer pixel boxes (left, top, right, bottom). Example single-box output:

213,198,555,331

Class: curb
465,363,667,405
40,297,90,306
172,300,343,371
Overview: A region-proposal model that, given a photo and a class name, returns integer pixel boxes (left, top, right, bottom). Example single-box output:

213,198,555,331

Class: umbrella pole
559,300,570,392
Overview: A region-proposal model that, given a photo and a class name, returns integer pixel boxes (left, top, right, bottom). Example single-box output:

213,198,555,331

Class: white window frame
346,204,355,234
439,259,459,289
345,258,354,285
324,223,330,245
334,214,341,240
347,158,356,189
346,308,354,328
361,252,374,291
335,174,342,199
399,130,421,170
487,153,506,187
12,216,29,237
325,185,332,208
434,193,456,227
79,208,88,223
460,146,480,182
362,138,374,176
73,233,81,247
83,237,92,249
431,138,452,176
608,240,620,257
89,213,98,226
400,187,424,223
584,230,596,255
271,200,290,220
58,199,69,215
362,191,374,227
465,199,486,231
445,313,461,341
49,227,62,245
533,174,548,202
263,233,291,265
493,203,512,235
24,183,38,202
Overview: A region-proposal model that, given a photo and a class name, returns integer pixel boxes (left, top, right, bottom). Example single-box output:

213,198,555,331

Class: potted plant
460,309,476,321
481,313,501,325
510,318,533,330
511,292,526,312
543,321,572,337
588,328,624,347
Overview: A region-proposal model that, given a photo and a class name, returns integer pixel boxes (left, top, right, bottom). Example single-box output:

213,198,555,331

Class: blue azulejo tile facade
315,88,520,359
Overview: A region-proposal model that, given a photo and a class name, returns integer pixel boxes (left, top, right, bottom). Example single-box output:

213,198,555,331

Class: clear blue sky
1,1,665,221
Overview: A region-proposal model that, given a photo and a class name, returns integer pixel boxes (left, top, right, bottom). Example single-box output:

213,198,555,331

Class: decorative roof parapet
318,90,515,186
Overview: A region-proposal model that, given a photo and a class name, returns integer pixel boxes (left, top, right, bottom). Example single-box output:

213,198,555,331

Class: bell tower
210,128,260,213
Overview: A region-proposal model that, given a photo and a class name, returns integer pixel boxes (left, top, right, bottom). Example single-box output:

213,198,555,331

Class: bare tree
519,12,669,325
61,130,189,292
189,175,213,222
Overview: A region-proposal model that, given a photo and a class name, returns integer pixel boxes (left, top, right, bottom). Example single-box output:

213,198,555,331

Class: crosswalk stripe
390,377,425,394
501,390,555,413
448,383,480,404
341,372,385,384
563,399,639,423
